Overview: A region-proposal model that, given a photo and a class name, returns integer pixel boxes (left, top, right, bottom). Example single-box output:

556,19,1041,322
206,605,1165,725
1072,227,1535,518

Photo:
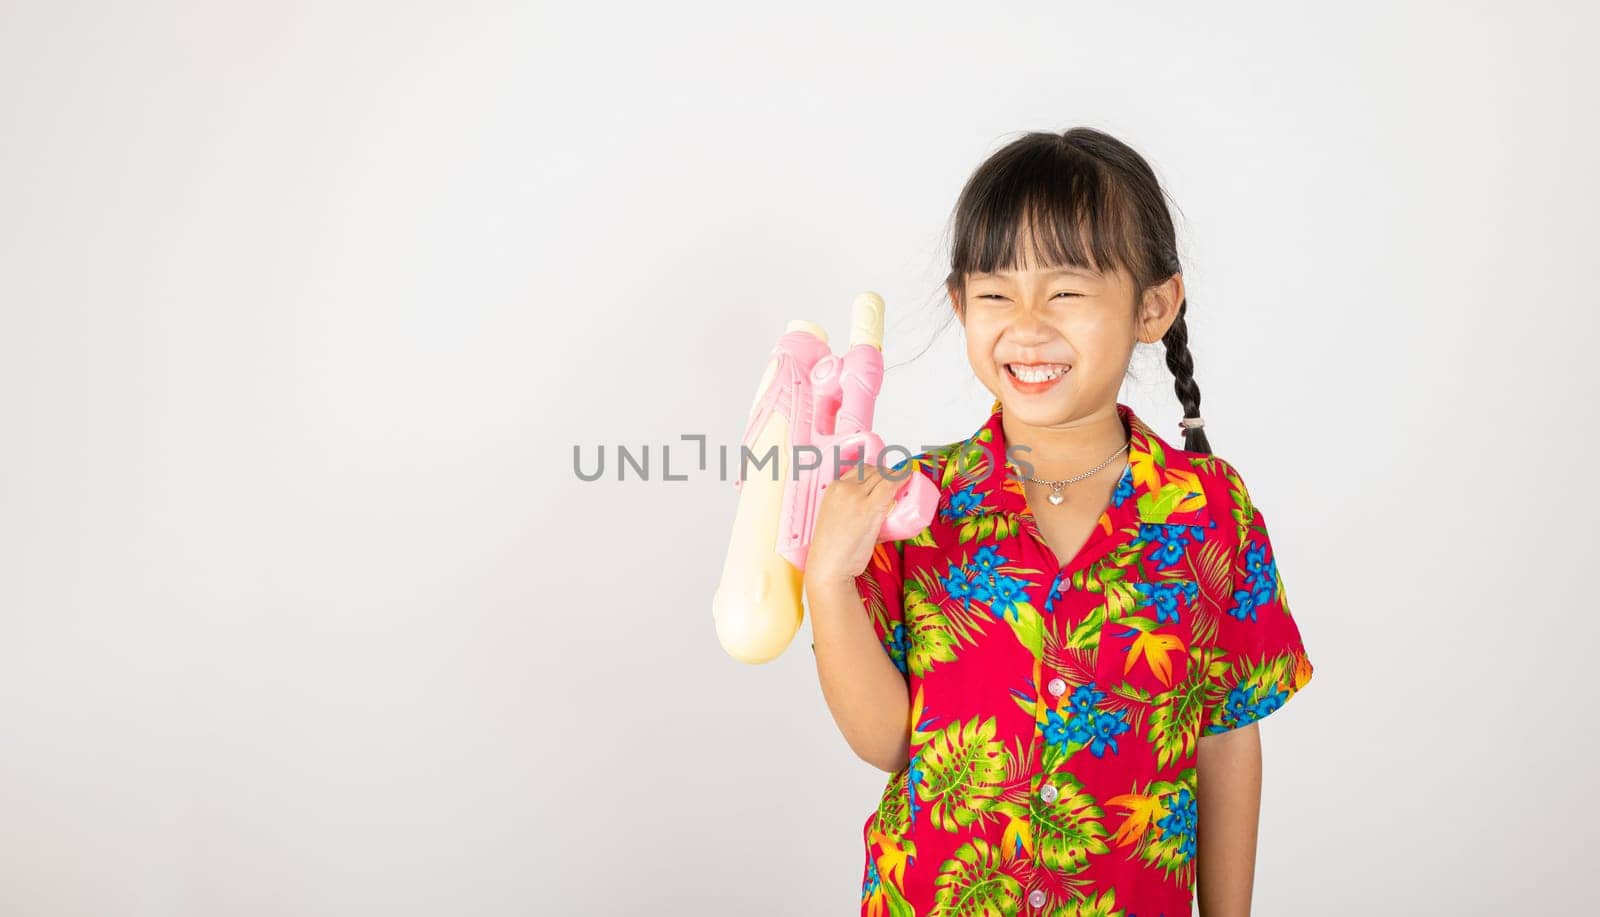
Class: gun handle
880,471,939,542
823,431,937,545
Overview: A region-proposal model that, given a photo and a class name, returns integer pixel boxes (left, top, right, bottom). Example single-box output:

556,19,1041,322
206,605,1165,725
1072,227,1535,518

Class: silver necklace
1022,440,1130,505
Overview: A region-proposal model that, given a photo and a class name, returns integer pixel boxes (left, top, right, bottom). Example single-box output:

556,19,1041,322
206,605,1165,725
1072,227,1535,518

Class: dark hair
940,127,1211,454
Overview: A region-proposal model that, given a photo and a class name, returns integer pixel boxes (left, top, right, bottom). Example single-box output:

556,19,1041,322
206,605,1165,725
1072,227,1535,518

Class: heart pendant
1047,491,1065,505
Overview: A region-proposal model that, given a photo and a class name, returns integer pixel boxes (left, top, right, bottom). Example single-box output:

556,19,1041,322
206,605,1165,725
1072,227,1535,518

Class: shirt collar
934,398,1213,531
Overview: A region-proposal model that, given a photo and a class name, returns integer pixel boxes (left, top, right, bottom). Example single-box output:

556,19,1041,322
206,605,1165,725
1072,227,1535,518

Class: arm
805,572,911,773
1195,721,1262,917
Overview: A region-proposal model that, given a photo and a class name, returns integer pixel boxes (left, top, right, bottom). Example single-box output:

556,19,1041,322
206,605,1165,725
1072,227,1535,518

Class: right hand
805,463,907,586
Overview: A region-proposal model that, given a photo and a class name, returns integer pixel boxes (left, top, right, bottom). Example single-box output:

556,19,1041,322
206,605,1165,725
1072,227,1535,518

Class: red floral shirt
852,399,1313,917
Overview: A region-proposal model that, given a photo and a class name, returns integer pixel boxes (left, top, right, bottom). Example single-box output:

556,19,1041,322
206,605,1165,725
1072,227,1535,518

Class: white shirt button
1039,783,1058,803
1028,889,1047,908
1046,677,1067,697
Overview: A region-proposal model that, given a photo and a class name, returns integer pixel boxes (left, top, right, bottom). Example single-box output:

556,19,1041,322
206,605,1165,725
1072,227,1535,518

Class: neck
1003,404,1130,481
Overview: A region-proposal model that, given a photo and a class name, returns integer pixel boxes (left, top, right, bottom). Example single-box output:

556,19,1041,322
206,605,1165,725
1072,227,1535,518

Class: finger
866,464,905,501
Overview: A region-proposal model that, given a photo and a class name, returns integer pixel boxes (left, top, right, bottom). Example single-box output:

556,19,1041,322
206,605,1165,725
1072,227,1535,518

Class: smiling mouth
1005,362,1070,383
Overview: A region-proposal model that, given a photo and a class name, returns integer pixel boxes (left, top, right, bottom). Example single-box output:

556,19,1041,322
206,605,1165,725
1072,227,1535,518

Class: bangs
949,143,1148,286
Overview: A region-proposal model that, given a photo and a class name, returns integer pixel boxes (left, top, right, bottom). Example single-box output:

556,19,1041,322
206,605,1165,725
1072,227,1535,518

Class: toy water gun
713,291,939,665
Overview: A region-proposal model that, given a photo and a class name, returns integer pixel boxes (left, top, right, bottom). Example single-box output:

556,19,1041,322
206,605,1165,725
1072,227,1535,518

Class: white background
3,2,1594,914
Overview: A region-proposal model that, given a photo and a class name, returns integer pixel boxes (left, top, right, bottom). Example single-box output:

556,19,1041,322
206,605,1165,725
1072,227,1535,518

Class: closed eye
975,292,1082,301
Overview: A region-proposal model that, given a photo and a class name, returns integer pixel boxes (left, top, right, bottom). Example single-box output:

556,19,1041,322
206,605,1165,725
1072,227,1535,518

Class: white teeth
1009,363,1068,383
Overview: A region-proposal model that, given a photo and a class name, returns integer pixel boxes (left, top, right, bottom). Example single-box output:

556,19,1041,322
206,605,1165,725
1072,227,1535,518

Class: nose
1006,303,1053,343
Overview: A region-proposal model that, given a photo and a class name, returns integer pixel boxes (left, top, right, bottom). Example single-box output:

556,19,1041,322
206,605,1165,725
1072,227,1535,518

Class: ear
946,280,964,319
1135,273,1185,344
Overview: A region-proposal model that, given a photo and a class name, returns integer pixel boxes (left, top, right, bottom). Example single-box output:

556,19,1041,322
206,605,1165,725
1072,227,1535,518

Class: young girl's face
956,251,1159,428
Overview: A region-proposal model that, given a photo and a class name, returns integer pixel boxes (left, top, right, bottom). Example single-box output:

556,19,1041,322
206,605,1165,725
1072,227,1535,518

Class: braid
1161,299,1212,455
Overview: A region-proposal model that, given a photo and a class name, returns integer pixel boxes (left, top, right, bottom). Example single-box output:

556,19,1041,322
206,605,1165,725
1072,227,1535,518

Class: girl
806,127,1314,917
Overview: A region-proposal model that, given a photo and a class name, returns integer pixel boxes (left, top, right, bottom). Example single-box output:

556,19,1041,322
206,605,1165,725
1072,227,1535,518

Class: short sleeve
1200,503,1314,734
851,538,909,679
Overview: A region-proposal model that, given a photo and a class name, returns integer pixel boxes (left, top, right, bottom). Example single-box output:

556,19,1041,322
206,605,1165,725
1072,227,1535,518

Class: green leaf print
1112,615,1159,635
881,880,916,917
958,514,998,545
921,440,968,489
1067,607,1106,650
1146,660,1207,769
1005,603,1044,659
1189,536,1231,647
1010,690,1038,720
918,716,1008,834
1073,544,1140,596
1031,774,1110,875
1139,479,1205,525
994,513,1021,540
1219,460,1255,528
904,597,959,678
873,761,913,837
1046,888,1127,917
1192,645,1231,691
953,512,1021,545
1039,730,1089,775
1067,566,1106,595
932,838,1023,917
1145,437,1167,468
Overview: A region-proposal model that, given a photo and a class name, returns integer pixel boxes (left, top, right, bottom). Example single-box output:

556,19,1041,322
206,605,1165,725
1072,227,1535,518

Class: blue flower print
1244,539,1270,582
1252,559,1279,607
972,544,1007,574
1252,685,1287,719
1049,682,1129,757
1222,684,1255,725
1154,539,1184,568
1257,564,1279,605
1244,540,1279,604
861,859,881,899
1046,701,1129,758
1068,683,1105,716
1133,581,1171,621
939,484,983,522
1157,788,1198,861
1227,539,1280,621
942,564,974,609
1226,586,1259,622
1066,707,1130,757
1043,570,1066,614
1137,522,1206,569
1043,707,1074,755
907,751,924,825
1208,683,1291,734
885,621,908,674
986,574,1029,622
1110,466,1135,507
970,575,993,605
1134,580,1199,624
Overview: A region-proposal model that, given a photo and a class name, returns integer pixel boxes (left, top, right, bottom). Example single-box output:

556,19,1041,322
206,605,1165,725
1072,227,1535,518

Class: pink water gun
713,291,939,664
